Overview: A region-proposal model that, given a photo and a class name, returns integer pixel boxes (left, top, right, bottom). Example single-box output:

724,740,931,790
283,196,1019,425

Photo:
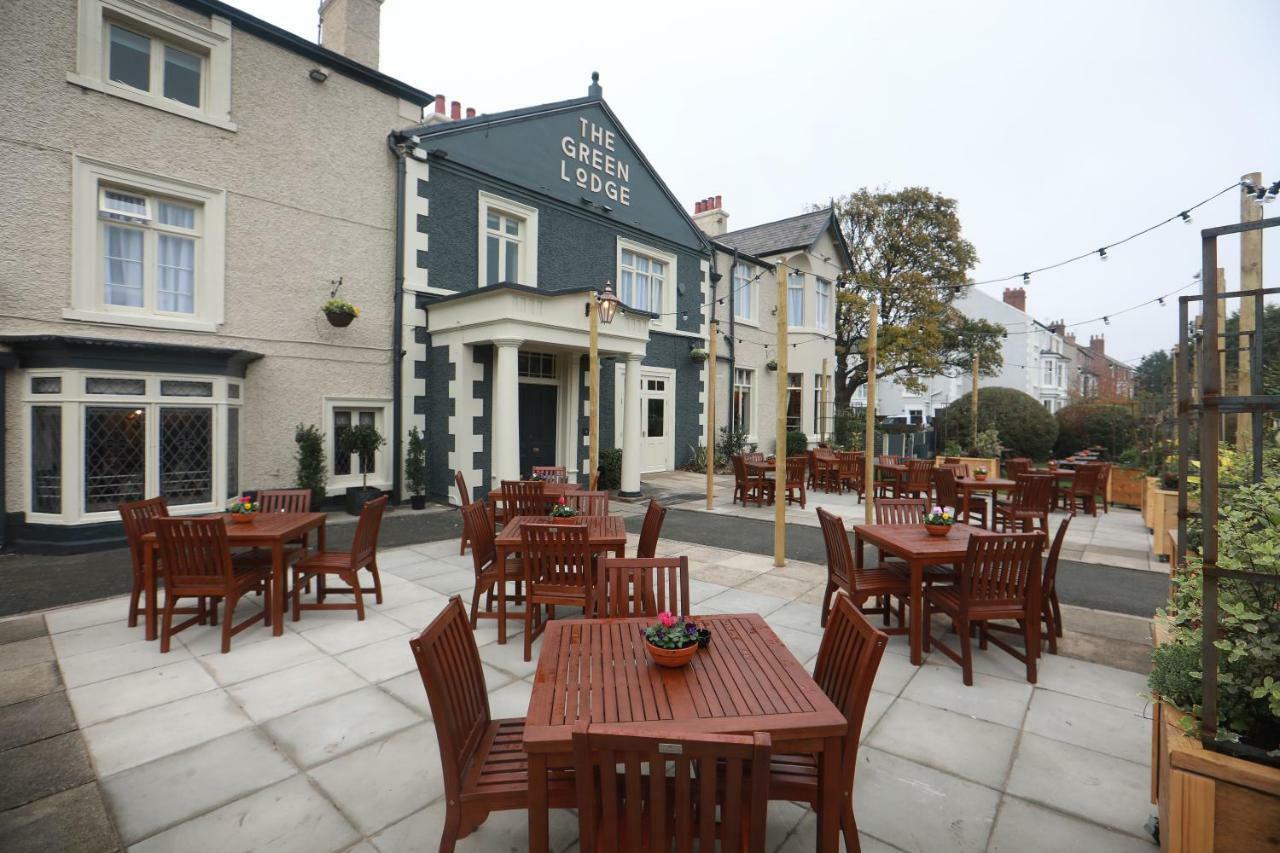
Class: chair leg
221,591,237,654
368,560,384,604
128,575,143,628
160,596,177,654
350,572,366,620
439,800,461,853
1023,617,1039,684
958,617,973,686
820,581,836,627
470,582,483,629
841,800,861,853
1043,602,1058,655
1051,591,1064,637
291,571,304,622
523,599,534,663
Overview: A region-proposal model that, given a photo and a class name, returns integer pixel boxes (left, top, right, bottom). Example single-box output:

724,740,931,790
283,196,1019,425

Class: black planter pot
410,495,427,510
344,485,382,515
325,310,355,328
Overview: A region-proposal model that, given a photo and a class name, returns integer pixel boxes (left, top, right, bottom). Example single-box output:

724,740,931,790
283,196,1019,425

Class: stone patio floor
0,533,1159,853
653,470,1167,574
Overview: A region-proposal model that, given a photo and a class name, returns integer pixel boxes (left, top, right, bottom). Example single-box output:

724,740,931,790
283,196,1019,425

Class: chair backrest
119,497,169,574
258,489,311,513
409,597,492,815
940,462,970,479
566,490,610,517
594,557,689,617
573,723,771,853
1043,513,1073,597
1095,461,1112,493
958,531,1044,608
501,479,546,518
154,516,233,592
454,470,471,506
532,465,568,484
786,455,806,486
1005,457,1031,479
743,452,765,465
732,454,749,485
933,465,960,510
816,507,855,592
1072,463,1103,496
351,495,388,567
520,522,594,602
1012,473,1053,513
875,498,927,525
635,498,667,559
814,592,889,785
905,459,934,490
461,499,495,574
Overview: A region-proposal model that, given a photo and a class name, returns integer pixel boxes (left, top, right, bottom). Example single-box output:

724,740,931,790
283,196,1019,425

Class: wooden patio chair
939,461,970,479
461,500,523,628
1095,461,1112,513
873,497,926,525
256,488,314,566
410,597,576,853
943,456,961,465
994,474,1053,538
817,507,908,633
119,497,170,628
1062,463,1102,516
732,454,772,507
899,459,935,501
455,470,474,553
934,465,986,528
837,451,865,502
154,517,270,654
289,496,387,622
634,499,667,559
573,723,771,853
566,490,609,517
1004,457,1031,480
501,479,546,521
532,465,568,484
779,455,807,508
924,531,1044,685
769,591,888,852
520,521,594,662
593,556,690,618
988,514,1073,655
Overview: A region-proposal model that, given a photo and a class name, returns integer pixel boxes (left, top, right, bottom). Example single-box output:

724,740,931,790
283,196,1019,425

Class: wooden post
588,295,599,491
970,351,980,448
1215,267,1226,401
775,265,788,567
706,320,717,510
1238,172,1262,451
820,357,829,444
864,299,877,526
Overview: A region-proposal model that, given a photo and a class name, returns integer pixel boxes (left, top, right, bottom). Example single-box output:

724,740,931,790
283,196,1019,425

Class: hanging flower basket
323,298,360,328
765,359,778,371
689,347,708,363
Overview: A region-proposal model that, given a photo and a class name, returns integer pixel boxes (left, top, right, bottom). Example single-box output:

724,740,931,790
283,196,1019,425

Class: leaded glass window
160,407,212,505
160,380,213,397
31,377,62,394
84,407,145,512
86,377,146,395
226,407,239,498
32,407,62,514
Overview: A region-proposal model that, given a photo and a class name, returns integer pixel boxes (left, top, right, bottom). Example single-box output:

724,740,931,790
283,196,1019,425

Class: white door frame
615,364,675,474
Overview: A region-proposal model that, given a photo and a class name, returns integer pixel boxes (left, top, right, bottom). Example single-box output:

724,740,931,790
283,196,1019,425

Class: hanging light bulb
1157,297,1165,306
1098,248,1109,262
1022,272,1030,285
1179,211,1192,224
1254,187,1268,206
1103,316,1111,326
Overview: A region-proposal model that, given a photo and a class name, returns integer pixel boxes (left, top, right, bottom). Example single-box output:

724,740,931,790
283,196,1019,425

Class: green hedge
933,388,1058,460
1052,403,1138,459
786,430,808,458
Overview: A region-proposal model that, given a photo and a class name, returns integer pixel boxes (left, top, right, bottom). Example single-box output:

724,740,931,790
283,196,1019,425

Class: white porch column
620,352,643,496
491,338,523,487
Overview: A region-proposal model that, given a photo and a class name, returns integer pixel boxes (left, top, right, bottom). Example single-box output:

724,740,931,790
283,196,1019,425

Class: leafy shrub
833,410,861,449
1053,403,1138,459
340,424,385,489
598,448,623,490
294,424,327,504
933,388,1057,460
717,427,750,461
682,445,708,474
786,430,808,458
972,428,1001,459
405,427,427,496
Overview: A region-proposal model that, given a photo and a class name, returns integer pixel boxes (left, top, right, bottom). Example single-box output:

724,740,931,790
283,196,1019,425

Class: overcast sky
244,0,1279,364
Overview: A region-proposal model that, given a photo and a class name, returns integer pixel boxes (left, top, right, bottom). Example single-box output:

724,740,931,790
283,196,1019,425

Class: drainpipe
727,250,738,430
387,133,407,505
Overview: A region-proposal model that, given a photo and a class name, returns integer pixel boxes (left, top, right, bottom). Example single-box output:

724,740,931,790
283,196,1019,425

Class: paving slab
0,636,55,673
989,795,1155,853
0,615,47,646
0,730,94,811
868,698,1020,789
264,687,421,768
0,690,77,752
0,661,62,708
0,783,121,853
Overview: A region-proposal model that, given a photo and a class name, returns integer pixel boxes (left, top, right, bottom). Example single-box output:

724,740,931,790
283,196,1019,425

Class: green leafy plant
934,388,1055,459
971,428,1001,459
322,298,359,317
549,497,578,518
405,427,427,497
598,448,623,490
340,423,385,490
786,430,808,458
718,427,750,461
1053,403,1139,459
294,424,326,504
682,444,708,474
642,612,711,650
227,495,259,515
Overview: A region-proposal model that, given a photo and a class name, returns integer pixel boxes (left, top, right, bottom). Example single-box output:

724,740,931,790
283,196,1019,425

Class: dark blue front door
518,383,557,477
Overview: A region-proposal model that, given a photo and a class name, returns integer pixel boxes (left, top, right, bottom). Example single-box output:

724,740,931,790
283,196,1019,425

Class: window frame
69,156,225,332
732,263,757,326
68,0,235,131
815,278,832,333
786,372,804,433
477,191,538,289
617,237,678,329
787,271,806,328
732,367,755,438
323,397,393,492
18,368,241,525
104,21,205,110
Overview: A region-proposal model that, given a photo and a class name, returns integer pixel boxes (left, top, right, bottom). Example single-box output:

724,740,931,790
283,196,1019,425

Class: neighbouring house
0,0,432,550
1046,323,1135,401
389,75,712,502
698,201,848,455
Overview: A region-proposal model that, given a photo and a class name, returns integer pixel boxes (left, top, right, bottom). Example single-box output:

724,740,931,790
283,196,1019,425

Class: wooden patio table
874,461,908,496
745,459,777,505
491,514,626,644
955,476,1016,529
852,523,995,665
139,512,327,641
524,614,847,852
486,482,581,524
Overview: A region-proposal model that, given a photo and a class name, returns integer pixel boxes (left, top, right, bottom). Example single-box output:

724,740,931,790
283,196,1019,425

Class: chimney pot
714,194,722,209
434,94,445,114
695,200,704,214
465,107,476,119
450,101,461,120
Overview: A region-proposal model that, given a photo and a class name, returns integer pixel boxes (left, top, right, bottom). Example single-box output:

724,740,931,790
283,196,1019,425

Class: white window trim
732,263,759,328
19,368,240,525
787,271,807,330
68,0,235,131
732,367,757,442
68,156,226,332
617,237,677,331
815,278,833,333
477,191,538,289
323,397,393,492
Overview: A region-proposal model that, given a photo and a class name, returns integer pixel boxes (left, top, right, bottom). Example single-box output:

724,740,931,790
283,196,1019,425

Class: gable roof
714,208,849,265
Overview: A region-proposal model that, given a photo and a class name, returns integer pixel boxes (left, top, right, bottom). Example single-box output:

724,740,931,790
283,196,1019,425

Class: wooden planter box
1151,626,1280,852
1143,476,1159,529
933,455,998,477
1150,487,1180,561
1110,466,1145,509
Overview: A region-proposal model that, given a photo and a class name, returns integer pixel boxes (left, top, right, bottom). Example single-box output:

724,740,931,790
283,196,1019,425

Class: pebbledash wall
0,0,431,549
394,84,710,502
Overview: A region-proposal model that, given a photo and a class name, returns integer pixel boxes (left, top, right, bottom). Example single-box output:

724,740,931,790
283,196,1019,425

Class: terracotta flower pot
324,310,355,328
924,523,952,537
645,641,698,668
229,512,257,524
549,515,580,524
974,473,988,481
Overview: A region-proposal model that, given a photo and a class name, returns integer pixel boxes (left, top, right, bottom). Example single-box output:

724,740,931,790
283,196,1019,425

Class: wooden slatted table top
955,476,1017,489
486,483,581,502
139,511,326,545
494,514,627,548
523,614,846,752
852,522,994,561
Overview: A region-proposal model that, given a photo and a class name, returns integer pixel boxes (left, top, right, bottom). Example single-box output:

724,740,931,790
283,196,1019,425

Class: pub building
392,74,712,502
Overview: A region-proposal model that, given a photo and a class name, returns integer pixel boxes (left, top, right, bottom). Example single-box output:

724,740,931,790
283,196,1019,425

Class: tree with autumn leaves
826,187,1005,409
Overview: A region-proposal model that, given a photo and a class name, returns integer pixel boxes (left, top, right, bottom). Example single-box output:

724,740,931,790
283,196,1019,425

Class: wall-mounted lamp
309,68,329,83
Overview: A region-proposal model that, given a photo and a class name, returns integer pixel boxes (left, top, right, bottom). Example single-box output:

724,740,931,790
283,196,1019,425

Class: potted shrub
922,505,955,537
227,495,259,524
405,427,427,510
689,346,708,363
294,424,327,509
785,429,808,458
340,423,385,515
642,611,711,668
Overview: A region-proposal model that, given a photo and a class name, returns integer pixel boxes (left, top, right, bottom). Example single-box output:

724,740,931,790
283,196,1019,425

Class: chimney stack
450,100,461,120
319,0,383,69
1002,287,1027,313
692,194,729,237
1089,335,1106,356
